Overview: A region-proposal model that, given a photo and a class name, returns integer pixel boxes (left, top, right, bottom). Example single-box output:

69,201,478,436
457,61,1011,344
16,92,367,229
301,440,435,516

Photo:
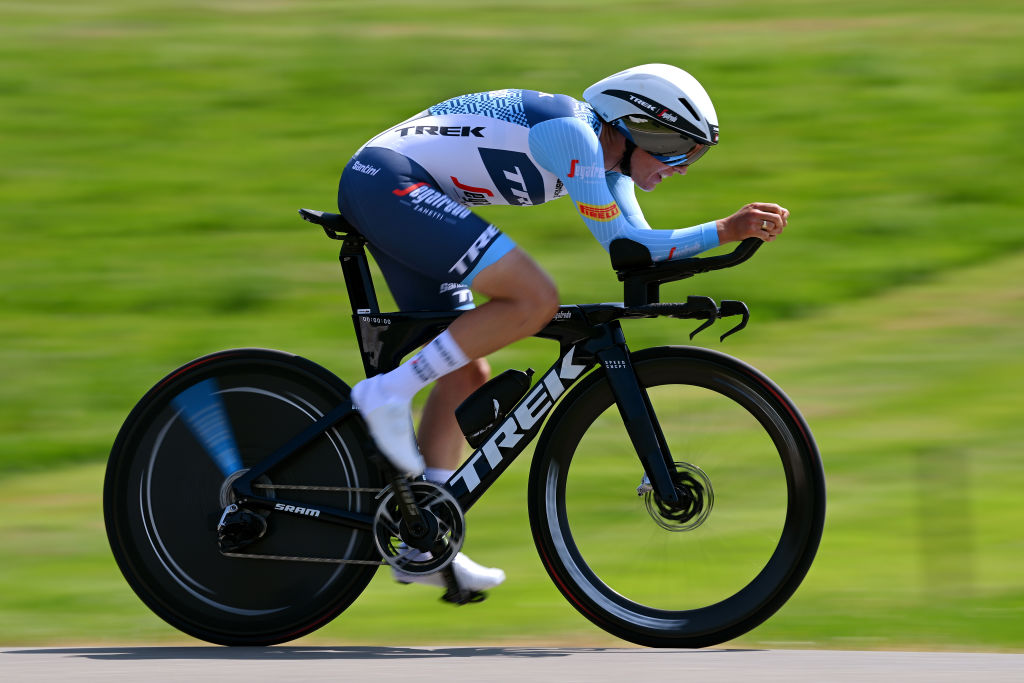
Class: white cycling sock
373,330,470,403
424,467,455,484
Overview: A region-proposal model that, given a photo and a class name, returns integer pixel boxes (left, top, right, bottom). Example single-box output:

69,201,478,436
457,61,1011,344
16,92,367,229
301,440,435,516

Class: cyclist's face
632,150,688,192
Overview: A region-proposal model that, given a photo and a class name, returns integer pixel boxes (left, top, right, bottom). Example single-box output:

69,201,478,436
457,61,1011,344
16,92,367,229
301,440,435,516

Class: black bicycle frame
232,307,681,528
230,222,689,529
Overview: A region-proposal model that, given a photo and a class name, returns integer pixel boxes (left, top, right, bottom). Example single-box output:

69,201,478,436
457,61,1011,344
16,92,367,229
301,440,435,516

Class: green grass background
1,0,1022,650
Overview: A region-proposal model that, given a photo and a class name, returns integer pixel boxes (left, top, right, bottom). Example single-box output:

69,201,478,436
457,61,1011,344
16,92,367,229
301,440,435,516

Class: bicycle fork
591,322,680,504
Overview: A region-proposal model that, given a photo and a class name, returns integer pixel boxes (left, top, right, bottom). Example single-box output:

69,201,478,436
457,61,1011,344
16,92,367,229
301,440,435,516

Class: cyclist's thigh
469,247,556,302
369,247,475,312
338,146,517,307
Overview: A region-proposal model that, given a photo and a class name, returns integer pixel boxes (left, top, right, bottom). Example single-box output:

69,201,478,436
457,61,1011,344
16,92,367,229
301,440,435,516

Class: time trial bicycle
103,208,825,648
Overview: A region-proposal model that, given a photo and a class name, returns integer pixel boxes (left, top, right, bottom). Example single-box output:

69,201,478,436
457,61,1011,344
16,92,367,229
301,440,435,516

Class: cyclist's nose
662,163,687,177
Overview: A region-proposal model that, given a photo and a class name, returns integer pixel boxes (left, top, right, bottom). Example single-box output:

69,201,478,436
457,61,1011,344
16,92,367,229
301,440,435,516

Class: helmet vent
678,98,700,121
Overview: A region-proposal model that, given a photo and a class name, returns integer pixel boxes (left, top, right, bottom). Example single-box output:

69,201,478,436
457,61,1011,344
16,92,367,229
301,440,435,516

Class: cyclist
337,63,788,594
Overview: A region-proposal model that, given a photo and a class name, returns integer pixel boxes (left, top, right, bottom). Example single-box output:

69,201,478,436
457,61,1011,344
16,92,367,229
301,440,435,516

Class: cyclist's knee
520,275,560,329
473,248,559,332
496,274,558,336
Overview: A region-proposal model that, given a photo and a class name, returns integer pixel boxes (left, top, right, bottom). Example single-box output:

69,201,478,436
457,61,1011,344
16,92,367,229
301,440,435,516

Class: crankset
637,461,714,532
373,480,466,575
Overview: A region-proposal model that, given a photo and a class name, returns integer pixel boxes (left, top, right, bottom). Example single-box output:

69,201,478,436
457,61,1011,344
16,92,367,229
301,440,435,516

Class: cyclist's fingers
751,210,784,236
749,202,789,227
749,201,785,213
769,205,789,227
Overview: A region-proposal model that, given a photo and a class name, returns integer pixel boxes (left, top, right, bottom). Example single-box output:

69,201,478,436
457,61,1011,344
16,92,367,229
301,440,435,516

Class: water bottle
454,369,534,448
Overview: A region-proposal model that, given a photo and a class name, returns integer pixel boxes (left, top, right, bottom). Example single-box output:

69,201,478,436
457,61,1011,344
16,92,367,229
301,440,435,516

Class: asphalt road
2,646,1022,682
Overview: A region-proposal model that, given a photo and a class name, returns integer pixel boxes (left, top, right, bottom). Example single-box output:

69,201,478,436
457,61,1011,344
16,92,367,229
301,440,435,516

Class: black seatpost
299,208,381,316
339,236,380,315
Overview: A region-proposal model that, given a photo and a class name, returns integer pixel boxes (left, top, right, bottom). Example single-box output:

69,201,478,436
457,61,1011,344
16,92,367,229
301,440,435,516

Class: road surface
2,646,1021,682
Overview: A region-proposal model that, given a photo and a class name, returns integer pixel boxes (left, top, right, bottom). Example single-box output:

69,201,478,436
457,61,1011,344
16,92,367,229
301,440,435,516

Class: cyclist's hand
716,203,789,244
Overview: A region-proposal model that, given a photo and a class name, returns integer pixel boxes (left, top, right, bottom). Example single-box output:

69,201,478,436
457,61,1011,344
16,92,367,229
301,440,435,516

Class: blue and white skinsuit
337,89,720,312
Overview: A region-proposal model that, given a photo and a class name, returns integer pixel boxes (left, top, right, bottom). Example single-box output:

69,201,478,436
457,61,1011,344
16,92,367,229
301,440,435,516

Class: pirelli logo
577,202,620,221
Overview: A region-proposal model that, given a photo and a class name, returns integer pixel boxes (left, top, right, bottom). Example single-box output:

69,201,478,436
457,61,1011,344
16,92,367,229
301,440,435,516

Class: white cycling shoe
350,378,425,477
393,552,506,593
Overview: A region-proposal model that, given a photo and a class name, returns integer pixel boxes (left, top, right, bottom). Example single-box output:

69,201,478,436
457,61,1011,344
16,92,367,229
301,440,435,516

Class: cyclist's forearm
614,221,720,261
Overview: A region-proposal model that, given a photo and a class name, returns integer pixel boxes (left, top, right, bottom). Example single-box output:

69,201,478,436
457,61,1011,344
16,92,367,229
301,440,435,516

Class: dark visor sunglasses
619,115,711,166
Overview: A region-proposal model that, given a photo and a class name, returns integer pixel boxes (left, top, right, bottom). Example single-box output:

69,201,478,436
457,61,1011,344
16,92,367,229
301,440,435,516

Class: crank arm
384,473,438,552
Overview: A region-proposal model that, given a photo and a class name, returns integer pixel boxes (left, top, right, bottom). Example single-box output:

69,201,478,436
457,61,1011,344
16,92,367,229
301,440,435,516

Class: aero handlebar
609,237,763,306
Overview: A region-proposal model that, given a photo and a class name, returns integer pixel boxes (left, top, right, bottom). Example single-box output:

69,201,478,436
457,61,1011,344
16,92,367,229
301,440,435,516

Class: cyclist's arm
605,171,652,229
528,116,719,261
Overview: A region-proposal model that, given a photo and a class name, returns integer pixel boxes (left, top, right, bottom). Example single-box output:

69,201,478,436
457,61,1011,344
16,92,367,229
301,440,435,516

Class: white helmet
583,64,719,166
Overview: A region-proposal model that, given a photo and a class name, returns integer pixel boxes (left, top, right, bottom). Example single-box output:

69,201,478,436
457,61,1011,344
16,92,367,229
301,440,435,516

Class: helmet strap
619,137,637,178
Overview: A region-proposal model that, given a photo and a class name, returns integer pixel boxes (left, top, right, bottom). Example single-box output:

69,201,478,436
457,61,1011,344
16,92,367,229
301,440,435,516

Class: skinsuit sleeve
528,116,719,261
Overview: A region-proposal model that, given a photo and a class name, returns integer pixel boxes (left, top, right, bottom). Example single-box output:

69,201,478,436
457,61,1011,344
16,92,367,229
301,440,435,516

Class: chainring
373,481,466,575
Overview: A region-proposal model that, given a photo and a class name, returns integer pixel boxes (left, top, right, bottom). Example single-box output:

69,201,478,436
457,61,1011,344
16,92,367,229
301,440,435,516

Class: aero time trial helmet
583,64,719,166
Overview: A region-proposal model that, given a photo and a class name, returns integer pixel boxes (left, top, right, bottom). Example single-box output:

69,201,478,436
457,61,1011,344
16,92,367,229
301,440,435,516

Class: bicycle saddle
299,208,361,240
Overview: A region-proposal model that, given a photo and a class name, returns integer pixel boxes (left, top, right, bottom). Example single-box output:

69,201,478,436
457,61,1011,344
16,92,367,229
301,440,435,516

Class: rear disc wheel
104,349,383,645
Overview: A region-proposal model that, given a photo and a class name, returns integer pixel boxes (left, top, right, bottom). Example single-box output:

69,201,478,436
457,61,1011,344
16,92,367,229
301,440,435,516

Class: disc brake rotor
644,461,714,532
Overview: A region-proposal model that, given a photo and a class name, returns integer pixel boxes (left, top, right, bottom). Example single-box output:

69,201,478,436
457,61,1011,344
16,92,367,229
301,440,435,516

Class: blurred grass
1,0,1022,649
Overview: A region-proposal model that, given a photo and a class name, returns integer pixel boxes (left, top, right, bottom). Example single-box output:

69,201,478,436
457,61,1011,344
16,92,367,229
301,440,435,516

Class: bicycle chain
225,484,384,564
252,483,382,494
220,551,383,565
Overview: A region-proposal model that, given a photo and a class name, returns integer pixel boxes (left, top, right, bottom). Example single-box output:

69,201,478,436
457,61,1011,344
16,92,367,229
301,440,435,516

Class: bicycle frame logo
274,503,321,518
447,345,591,501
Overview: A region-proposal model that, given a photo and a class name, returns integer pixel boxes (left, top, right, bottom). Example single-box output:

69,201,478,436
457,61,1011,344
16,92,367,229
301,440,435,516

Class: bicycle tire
104,348,383,646
528,346,825,648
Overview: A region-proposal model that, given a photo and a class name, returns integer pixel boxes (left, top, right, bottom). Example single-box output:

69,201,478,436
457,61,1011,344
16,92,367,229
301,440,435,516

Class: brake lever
688,318,715,340
684,296,719,340
687,299,750,341
718,300,750,341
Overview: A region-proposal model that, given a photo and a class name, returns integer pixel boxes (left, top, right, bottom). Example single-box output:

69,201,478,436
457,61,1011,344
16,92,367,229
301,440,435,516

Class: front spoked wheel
529,346,825,648
104,349,384,646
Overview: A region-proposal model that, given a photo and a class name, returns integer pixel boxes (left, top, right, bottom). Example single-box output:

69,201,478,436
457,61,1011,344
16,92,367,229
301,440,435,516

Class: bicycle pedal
441,589,486,605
